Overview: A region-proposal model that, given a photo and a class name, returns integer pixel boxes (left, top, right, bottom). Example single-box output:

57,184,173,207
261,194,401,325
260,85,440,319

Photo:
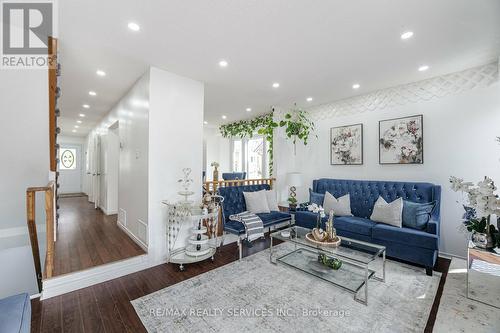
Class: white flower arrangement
307,203,326,218
450,176,500,218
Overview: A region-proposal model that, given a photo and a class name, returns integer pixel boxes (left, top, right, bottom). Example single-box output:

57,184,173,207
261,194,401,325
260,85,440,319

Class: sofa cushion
370,196,403,228
243,190,270,214
372,223,439,250
323,192,352,216
224,211,291,234
309,188,325,206
402,200,436,230
334,216,376,236
0,293,31,333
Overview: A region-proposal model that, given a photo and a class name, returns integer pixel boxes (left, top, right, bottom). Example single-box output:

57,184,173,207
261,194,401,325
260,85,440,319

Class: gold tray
305,233,341,247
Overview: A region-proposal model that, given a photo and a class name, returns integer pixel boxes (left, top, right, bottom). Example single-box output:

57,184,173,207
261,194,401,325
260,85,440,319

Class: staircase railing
26,181,56,292
203,178,275,195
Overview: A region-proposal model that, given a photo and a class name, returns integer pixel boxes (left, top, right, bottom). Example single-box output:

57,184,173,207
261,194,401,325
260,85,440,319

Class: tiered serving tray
163,202,219,271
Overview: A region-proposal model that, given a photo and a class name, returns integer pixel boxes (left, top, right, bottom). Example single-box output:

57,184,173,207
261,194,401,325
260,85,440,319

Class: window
232,140,243,172
231,136,267,178
59,148,77,170
246,137,264,179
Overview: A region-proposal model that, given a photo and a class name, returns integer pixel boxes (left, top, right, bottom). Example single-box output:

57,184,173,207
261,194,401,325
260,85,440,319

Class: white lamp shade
286,172,303,187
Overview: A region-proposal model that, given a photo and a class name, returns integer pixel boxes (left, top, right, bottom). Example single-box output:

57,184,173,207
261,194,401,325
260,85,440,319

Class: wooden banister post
26,190,42,292
44,185,55,279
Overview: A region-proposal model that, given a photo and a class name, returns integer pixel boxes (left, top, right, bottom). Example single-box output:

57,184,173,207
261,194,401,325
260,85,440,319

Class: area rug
132,243,441,333
433,258,500,332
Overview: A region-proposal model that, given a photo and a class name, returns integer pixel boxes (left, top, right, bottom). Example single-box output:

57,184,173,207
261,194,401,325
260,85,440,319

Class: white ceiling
58,0,500,137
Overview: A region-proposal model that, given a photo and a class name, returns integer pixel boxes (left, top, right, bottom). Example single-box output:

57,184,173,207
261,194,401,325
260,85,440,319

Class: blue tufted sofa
218,184,291,259
222,172,246,180
295,179,441,275
0,293,31,333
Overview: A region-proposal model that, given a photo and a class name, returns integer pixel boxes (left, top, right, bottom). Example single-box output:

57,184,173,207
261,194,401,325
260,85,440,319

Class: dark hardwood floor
33,231,451,333
53,196,145,276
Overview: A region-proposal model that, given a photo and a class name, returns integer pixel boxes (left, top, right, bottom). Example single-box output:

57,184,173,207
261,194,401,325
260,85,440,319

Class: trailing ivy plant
219,106,317,174
219,112,278,175
279,105,317,154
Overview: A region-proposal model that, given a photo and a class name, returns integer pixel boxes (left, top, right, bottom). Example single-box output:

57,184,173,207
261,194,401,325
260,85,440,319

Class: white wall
84,67,205,264
0,70,49,298
148,67,204,263
204,127,230,181
275,81,500,258
86,72,150,247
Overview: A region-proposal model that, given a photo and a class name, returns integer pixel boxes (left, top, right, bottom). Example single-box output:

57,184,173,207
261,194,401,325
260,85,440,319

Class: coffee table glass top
271,226,385,265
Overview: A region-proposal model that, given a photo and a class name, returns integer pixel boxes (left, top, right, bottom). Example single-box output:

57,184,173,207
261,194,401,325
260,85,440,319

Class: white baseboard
41,254,151,300
117,221,148,252
98,205,118,216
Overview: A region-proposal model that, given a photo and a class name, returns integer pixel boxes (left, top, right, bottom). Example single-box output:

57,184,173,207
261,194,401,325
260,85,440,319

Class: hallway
53,196,145,276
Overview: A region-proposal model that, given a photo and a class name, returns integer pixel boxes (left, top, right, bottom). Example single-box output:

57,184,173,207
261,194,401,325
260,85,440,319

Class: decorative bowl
305,233,341,247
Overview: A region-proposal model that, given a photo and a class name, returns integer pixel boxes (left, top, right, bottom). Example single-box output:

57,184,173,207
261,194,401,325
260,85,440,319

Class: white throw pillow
323,192,352,216
265,190,279,211
243,190,270,214
370,196,403,228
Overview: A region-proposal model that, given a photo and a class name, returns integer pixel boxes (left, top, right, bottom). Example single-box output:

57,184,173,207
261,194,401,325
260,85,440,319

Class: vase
213,167,219,181
471,231,495,249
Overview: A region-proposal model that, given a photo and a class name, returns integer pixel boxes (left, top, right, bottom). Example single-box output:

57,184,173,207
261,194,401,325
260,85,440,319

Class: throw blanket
229,211,264,242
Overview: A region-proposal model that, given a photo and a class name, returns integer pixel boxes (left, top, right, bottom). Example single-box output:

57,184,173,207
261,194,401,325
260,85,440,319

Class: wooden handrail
203,178,276,195
26,181,56,292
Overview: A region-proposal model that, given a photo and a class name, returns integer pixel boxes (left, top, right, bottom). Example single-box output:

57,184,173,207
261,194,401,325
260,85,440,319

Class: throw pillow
265,190,280,211
243,190,270,214
402,201,436,230
323,192,352,216
370,196,403,228
309,188,325,206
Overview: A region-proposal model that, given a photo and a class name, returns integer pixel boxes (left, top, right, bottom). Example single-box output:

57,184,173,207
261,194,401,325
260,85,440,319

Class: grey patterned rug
132,243,441,333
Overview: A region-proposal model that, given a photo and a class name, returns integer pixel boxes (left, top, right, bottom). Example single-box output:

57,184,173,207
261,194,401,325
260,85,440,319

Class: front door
58,144,82,194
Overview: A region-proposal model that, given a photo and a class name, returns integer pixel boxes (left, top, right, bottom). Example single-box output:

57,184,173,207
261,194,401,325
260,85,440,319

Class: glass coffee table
270,226,386,305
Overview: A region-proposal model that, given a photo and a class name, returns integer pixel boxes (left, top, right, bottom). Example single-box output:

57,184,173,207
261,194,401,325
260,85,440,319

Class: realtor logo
1,0,56,69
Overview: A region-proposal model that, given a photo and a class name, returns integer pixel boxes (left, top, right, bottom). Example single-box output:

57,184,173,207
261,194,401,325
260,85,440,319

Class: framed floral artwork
379,115,423,164
330,123,363,165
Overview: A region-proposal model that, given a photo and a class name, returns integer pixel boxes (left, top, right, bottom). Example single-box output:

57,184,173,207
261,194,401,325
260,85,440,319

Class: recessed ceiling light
82,104,90,109
401,31,414,40
246,108,252,112
74,125,79,128
272,82,280,88
77,120,82,124
352,83,360,89
88,91,97,96
306,97,313,102
222,115,227,120
203,121,208,125
79,113,86,117
72,129,77,133
128,22,140,31
418,65,429,72
96,70,106,77
218,60,228,67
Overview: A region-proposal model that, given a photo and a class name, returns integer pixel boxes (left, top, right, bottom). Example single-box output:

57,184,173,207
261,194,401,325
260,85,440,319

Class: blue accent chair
295,179,441,275
218,184,291,259
222,172,246,180
0,293,31,333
